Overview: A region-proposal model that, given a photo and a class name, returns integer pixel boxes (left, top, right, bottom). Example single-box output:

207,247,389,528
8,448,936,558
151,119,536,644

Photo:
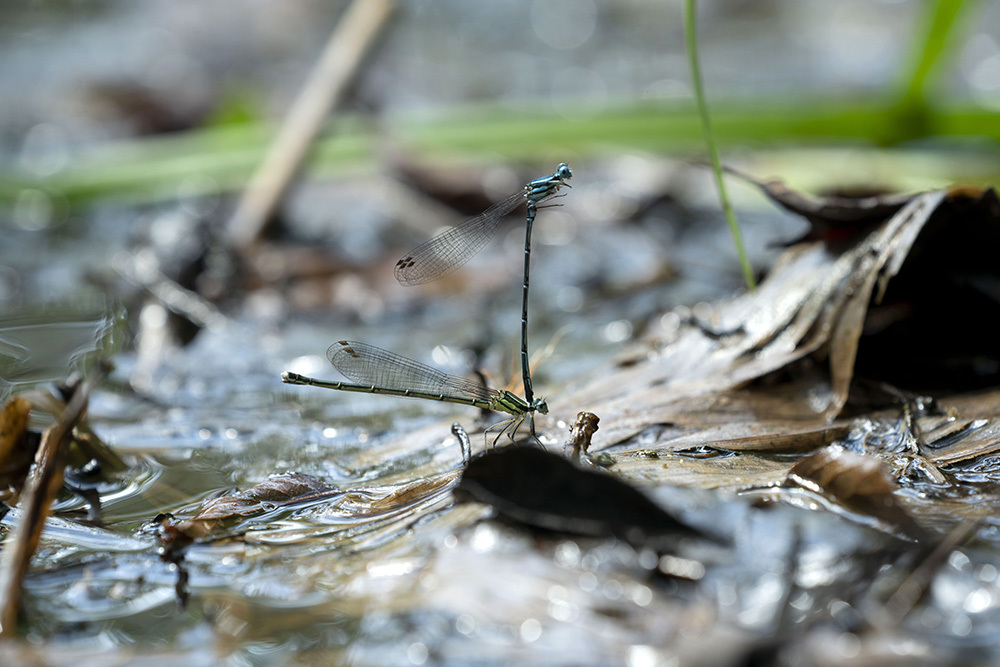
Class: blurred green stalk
898,0,972,107
2,1,994,215
2,100,998,209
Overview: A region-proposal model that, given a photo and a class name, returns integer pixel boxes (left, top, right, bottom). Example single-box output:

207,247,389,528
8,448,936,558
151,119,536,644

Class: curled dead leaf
786,445,926,539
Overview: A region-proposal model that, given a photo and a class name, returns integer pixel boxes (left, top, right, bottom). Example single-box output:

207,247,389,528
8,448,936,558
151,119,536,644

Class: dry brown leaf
786,445,926,538
0,370,103,637
0,397,36,497
723,165,914,245
550,186,988,447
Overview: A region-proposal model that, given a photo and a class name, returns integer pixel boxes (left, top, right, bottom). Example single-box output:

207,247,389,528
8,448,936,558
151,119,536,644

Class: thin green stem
684,0,756,290
898,0,972,107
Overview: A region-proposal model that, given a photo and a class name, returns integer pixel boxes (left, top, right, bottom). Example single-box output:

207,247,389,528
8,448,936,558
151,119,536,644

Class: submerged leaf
194,473,337,521
166,472,340,541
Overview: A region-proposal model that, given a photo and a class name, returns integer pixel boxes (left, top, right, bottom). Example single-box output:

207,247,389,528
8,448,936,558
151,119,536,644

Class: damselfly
394,163,572,420
281,340,547,446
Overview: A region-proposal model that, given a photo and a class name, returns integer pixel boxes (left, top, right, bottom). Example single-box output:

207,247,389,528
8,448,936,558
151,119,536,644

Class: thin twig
226,0,396,250
113,250,230,333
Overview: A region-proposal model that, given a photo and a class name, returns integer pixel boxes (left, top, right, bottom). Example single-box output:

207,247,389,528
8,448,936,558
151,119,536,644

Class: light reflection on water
0,300,125,399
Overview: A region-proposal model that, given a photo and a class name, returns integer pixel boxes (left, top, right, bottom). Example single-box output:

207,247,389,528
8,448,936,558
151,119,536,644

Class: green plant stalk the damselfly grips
394,163,573,438
684,0,756,291
281,340,548,445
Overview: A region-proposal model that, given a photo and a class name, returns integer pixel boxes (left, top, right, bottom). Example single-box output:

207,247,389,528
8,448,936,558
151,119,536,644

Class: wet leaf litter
0,366,108,636
4,171,1000,662
275,176,1000,656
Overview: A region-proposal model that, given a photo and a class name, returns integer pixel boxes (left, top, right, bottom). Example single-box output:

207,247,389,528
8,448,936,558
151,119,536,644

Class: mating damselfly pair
281,163,572,444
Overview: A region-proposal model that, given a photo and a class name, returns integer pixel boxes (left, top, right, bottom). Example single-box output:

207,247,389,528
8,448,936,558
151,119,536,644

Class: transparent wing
394,191,525,286
328,340,495,403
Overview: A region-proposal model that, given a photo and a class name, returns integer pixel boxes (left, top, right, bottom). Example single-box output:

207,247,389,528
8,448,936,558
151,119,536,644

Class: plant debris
783,444,927,539
565,410,600,463
455,445,703,543
0,366,105,636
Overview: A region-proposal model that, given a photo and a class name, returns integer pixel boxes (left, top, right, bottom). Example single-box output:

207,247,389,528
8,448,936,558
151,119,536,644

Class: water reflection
0,300,124,399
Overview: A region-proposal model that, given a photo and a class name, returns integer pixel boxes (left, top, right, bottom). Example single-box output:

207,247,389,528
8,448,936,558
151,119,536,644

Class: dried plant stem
0,369,105,637
226,0,395,250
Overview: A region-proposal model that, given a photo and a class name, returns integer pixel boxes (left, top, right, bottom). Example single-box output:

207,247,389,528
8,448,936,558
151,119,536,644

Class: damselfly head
533,398,549,414
556,163,572,180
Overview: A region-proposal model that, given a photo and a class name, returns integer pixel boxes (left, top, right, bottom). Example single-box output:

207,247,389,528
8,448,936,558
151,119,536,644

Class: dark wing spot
336,341,360,358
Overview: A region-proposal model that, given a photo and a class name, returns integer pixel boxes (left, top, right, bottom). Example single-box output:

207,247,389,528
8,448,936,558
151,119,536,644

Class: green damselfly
281,340,547,445
394,163,572,429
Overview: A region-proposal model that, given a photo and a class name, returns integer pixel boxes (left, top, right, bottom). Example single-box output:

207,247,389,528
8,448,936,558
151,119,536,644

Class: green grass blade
684,0,756,290
898,0,973,107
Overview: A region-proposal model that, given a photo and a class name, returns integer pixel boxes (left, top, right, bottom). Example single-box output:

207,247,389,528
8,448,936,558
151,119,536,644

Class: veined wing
327,340,495,403
394,190,525,286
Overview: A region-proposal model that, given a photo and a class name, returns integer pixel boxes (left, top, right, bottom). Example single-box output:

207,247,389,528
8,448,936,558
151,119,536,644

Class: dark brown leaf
786,445,926,539
0,397,37,497
455,445,703,542
723,165,914,246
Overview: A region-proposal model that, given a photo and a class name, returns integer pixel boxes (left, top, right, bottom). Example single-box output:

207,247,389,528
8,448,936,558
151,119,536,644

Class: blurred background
1,0,1000,661
2,0,997,396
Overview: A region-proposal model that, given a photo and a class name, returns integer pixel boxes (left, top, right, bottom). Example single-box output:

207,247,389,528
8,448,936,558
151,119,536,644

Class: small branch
226,0,396,250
